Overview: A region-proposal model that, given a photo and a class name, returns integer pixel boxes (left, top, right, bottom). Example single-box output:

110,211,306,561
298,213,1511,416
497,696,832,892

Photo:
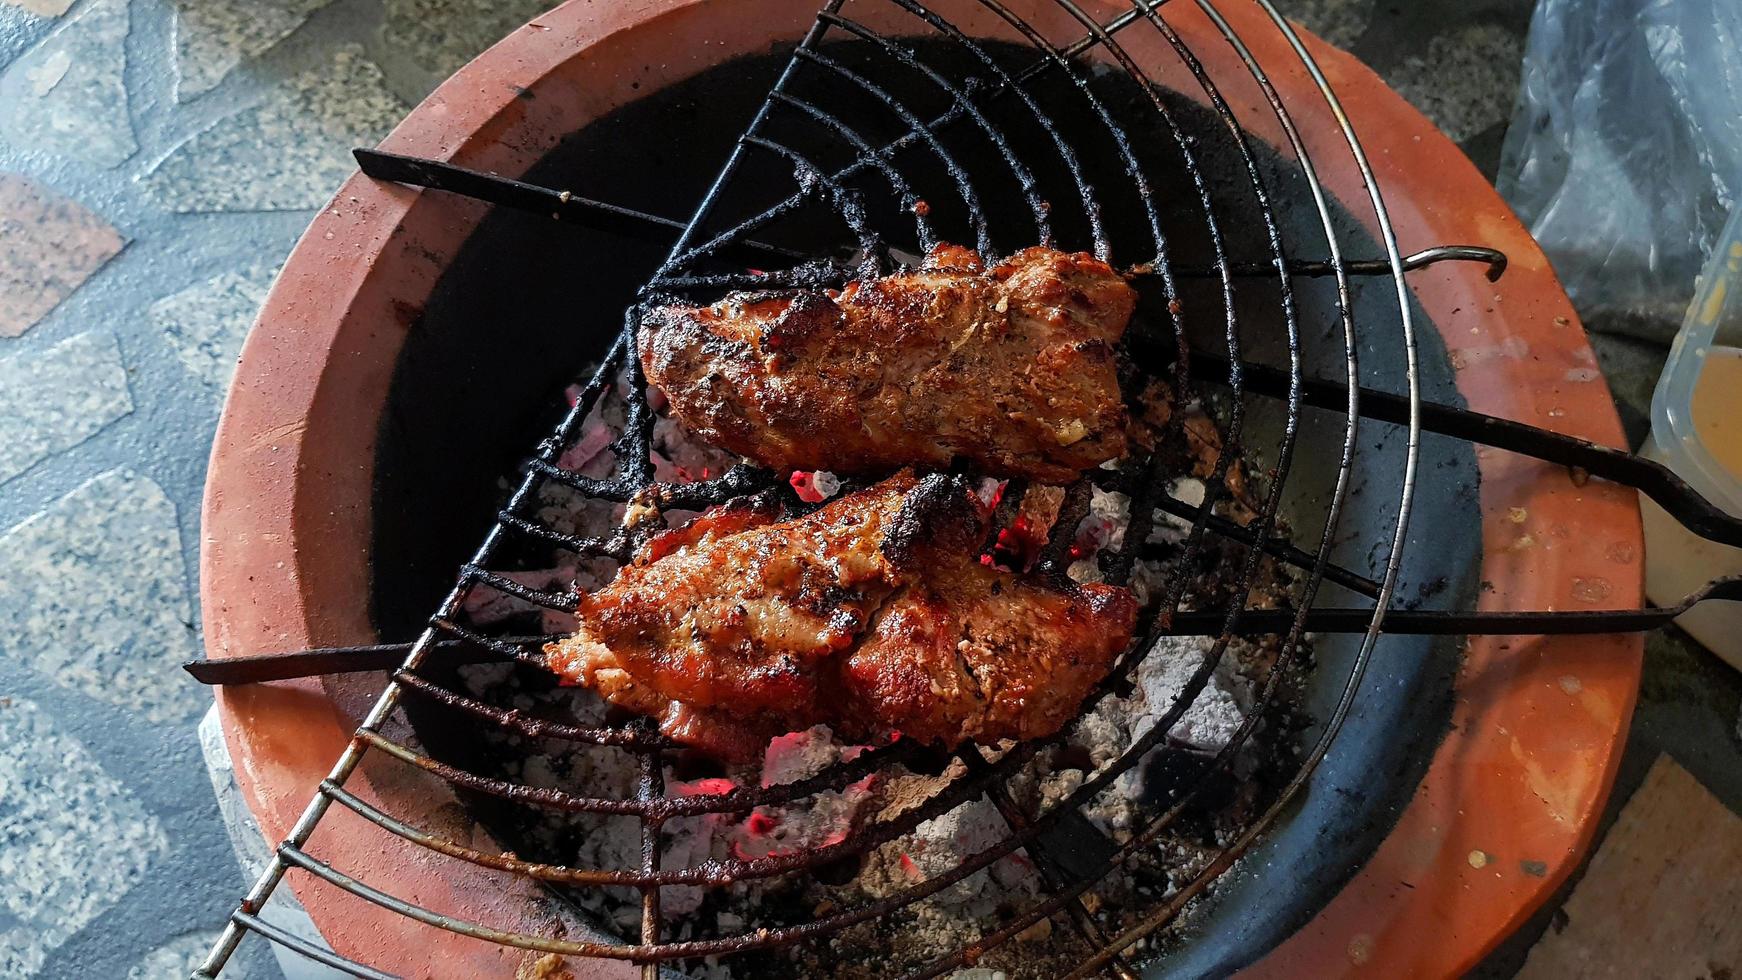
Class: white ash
1123,476,1211,607
1005,634,1250,845
1155,476,1206,538
1132,642,1250,751
451,648,1253,971
809,469,842,498
1065,485,1131,585
858,796,1039,916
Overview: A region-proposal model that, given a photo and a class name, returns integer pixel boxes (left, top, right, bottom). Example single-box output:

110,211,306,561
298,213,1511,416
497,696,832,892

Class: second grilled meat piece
544,470,1138,760
639,244,1137,485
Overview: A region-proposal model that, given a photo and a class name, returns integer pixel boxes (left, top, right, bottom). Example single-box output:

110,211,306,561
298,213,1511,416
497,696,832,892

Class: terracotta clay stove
196,1,1662,976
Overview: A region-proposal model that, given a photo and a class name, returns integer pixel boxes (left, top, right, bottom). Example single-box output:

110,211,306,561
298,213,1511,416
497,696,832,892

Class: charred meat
545,470,1139,759
638,245,1137,485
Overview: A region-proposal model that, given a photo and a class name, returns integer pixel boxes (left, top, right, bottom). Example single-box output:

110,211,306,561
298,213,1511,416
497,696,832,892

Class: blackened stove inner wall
367,36,1471,975
371,53,778,638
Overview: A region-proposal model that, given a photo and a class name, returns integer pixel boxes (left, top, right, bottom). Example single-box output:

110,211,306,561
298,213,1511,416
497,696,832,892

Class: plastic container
1643,205,1742,669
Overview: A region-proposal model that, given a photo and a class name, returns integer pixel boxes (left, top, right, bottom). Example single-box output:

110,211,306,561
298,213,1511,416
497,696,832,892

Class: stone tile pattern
170,0,337,102
0,172,124,337
0,0,135,167
128,931,224,980
150,260,280,387
1390,24,1527,143
1281,0,1374,49
381,0,551,79
0,697,168,976
197,707,316,980
144,44,406,212
0,6,58,75
127,931,271,980
0,468,204,722
0,330,132,484
2,0,74,19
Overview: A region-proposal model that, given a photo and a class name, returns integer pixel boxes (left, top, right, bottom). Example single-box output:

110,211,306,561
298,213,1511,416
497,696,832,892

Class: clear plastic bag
1496,0,1742,341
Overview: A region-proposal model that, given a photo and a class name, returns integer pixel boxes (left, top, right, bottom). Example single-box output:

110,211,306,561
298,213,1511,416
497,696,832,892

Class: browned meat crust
544,470,1139,759
639,245,1137,485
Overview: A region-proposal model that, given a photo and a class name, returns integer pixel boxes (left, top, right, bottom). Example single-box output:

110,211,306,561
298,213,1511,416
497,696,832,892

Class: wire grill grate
192,2,1742,978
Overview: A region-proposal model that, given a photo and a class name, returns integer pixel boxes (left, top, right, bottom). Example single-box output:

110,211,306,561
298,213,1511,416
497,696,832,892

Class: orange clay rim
199,2,1643,976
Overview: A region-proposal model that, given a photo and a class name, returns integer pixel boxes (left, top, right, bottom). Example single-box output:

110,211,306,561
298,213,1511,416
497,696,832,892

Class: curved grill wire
193,1,1740,977
187,3,1417,975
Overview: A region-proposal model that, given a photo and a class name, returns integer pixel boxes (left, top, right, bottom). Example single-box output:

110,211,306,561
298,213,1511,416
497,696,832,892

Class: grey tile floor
0,0,1735,977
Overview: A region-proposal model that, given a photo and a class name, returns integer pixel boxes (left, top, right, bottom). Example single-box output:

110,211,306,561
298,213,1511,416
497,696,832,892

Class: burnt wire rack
193,0,1742,977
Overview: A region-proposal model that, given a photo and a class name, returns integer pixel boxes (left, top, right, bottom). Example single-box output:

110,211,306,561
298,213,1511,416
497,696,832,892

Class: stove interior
365,36,1476,977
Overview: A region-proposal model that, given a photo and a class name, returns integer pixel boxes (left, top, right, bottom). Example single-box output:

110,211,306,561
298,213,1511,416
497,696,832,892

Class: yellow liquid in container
1645,216,1742,671
1690,346,1742,480
1637,222,1742,675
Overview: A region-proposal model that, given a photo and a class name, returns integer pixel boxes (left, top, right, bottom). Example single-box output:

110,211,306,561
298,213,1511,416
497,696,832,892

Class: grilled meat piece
545,470,1138,759
639,244,1137,485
